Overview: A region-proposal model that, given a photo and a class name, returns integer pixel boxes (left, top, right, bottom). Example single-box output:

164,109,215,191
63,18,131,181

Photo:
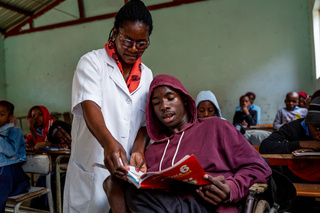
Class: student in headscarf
125,75,271,213
195,90,225,119
25,105,55,150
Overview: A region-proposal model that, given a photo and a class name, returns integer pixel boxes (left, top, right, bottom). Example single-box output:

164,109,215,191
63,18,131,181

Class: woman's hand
130,151,147,173
197,175,230,206
299,140,320,151
103,138,128,180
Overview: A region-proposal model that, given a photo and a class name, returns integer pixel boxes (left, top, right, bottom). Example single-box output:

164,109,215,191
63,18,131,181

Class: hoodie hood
146,75,197,142
27,105,52,130
195,90,223,118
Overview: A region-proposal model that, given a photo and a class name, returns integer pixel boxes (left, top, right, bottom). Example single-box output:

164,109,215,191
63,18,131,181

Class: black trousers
125,185,217,213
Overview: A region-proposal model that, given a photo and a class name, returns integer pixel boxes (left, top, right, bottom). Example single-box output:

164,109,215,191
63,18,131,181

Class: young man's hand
197,175,230,206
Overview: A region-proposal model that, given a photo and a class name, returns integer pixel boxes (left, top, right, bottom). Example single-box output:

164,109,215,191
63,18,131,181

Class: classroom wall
0,38,6,99
3,0,316,126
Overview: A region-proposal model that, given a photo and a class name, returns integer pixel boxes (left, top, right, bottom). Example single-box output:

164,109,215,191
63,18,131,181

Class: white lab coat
63,48,153,213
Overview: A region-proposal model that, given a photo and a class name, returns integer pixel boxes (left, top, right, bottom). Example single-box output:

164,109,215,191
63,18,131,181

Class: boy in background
298,91,308,108
236,92,261,124
233,95,257,127
0,100,30,212
273,92,308,131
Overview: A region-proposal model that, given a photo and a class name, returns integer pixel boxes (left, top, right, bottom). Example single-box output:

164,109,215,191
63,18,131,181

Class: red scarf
105,40,141,93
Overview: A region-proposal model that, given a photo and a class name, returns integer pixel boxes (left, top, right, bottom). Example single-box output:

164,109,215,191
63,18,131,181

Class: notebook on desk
38,147,70,151
293,152,320,156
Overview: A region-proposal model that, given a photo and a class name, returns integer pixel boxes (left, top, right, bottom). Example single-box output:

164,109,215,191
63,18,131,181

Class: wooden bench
293,183,320,197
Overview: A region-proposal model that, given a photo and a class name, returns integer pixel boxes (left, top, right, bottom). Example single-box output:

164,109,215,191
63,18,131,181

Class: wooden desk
30,149,70,213
260,154,320,166
259,153,320,198
247,124,274,132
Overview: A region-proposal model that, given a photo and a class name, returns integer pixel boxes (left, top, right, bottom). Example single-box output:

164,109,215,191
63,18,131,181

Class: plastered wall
2,0,316,126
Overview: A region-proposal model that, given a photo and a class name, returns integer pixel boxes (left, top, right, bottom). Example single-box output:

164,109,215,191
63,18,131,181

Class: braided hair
47,120,71,144
109,0,153,39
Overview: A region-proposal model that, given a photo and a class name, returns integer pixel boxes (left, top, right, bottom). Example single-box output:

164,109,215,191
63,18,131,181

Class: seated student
273,92,308,131
35,120,72,150
298,91,308,108
236,92,261,124
195,90,225,119
25,105,55,150
125,75,271,213
30,120,71,210
0,100,30,212
260,97,320,212
233,95,257,127
260,97,320,182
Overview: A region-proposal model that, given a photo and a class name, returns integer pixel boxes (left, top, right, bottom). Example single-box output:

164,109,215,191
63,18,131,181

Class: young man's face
240,96,251,109
307,124,320,141
197,101,216,118
151,86,189,133
285,94,299,111
31,107,44,128
0,106,12,128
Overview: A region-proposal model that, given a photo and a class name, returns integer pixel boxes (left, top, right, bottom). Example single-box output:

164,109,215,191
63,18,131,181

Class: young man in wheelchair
119,75,272,213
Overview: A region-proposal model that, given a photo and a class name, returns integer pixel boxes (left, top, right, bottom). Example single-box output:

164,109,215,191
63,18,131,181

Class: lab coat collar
103,49,144,95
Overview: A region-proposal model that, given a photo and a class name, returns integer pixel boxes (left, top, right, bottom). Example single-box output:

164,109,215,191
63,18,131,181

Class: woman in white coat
63,1,153,212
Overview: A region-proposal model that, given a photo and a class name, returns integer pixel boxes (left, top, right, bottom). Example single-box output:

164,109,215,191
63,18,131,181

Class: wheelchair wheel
253,200,271,213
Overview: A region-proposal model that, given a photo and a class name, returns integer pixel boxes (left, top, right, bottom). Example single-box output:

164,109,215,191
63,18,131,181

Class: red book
129,155,210,189
93,155,210,189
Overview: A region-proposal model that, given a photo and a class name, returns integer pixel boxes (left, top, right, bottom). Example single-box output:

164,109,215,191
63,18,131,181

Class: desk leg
56,155,69,213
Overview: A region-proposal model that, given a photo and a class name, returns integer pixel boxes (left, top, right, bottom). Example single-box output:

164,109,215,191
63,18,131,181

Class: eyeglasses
118,32,150,50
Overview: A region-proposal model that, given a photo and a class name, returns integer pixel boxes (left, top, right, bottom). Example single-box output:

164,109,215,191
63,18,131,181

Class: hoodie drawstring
159,131,185,171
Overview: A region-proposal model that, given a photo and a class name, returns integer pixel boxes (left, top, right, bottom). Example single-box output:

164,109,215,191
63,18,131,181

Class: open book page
92,163,145,187
293,152,320,156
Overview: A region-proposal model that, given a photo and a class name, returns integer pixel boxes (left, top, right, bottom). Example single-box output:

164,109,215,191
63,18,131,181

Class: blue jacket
0,123,27,167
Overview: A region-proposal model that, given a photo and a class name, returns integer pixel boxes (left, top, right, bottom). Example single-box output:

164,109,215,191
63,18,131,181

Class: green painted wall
3,0,315,126
0,38,6,99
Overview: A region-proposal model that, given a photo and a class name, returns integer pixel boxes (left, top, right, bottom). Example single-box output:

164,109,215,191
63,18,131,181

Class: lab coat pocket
68,160,94,212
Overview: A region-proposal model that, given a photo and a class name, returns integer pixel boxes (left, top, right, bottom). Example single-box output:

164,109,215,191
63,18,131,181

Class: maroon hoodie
145,75,272,212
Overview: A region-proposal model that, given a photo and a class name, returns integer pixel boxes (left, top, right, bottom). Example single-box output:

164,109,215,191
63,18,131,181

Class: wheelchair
242,169,296,213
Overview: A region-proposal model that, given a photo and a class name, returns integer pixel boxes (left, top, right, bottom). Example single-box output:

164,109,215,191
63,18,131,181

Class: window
313,0,320,79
